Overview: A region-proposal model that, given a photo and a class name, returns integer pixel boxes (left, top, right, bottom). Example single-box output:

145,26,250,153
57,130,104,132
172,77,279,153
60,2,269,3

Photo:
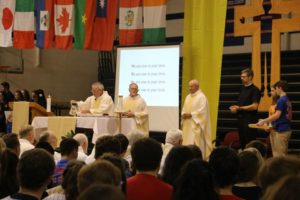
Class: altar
31,116,137,143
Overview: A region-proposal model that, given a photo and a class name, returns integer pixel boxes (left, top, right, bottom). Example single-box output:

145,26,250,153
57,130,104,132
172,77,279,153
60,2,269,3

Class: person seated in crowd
114,134,131,177
79,82,114,116
35,141,55,156
100,153,127,193
261,175,300,200
19,125,35,156
173,159,219,200
94,136,121,160
52,138,79,187
0,92,7,132
160,129,183,172
78,184,126,200
77,160,121,193
1,149,55,200
2,133,20,156
187,144,203,159
127,138,173,200
13,90,24,102
258,156,300,193
209,146,242,200
73,133,88,162
0,81,14,108
124,129,145,167
39,131,60,162
32,89,46,108
20,90,30,101
161,146,195,186
245,140,268,159
232,150,262,200
122,83,149,136
45,160,85,200
0,149,19,198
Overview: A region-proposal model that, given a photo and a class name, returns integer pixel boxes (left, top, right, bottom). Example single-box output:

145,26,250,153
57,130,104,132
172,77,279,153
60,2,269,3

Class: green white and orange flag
13,0,35,49
119,0,143,45
0,0,15,47
143,0,166,44
74,0,95,49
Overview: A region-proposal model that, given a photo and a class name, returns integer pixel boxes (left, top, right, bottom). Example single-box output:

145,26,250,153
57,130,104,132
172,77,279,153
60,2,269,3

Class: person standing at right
229,68,261,149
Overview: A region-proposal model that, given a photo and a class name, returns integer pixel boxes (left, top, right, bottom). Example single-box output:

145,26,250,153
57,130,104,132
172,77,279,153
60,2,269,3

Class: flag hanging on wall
13,0,35,49
143,0,166,44
88,0,117,51
35,0,54,48
119,0,143,45
0,0,15,47
54,0,74,49
74,0,95,49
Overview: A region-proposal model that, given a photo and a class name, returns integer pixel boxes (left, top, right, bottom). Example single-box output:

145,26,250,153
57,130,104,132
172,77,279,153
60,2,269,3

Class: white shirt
83,91,114,115
19,138,34,157
77,146,88,162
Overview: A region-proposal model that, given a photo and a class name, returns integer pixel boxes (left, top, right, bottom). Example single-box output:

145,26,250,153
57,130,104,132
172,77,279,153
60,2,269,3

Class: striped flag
54,0,74,49
74,0,95,49
89,0,118,51
35,0,54,48
143,0,166,44
0,0,15,47
13,0,35,49
119,0,143,45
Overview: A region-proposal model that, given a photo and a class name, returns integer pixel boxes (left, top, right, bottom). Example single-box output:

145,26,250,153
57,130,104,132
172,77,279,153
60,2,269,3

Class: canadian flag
54,0,74,49
0,0,15,47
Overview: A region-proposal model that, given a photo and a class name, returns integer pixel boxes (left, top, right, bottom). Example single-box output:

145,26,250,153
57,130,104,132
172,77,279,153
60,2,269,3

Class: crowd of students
0,126,300,200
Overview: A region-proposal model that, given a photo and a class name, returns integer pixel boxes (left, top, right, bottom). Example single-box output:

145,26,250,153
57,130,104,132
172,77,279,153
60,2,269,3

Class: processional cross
234,0,300,111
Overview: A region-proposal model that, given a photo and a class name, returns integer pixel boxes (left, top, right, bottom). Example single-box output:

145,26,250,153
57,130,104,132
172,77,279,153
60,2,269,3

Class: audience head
2,133,20,156
35,141,54,155
262,175,300,200
73,133,88,154
14,90,24,101
187,144,203,159
61,160,85,200
131,138,162,172
127,129,145,146
19,125,35,144
165,129,183,146
0,149,19,197
59,138,79,159
243,147,264,165
100,152,127,193
173,159,219,200
246,140,267,158
162,146,195,185
18,149,55,191
95,135,121,159
78,160,121,192
78,184,125,200
258,156,300,192
91,82,104,97
209,146,239,188
189,79,199,94
237,150,262,183
21,89,30,101
114,134,129,155
1,81,10,92
39,130,58,149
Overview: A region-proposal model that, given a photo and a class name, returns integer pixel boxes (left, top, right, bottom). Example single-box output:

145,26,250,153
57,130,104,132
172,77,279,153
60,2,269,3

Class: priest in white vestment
181,80,212,158
80,82,114,116
122,83,149,136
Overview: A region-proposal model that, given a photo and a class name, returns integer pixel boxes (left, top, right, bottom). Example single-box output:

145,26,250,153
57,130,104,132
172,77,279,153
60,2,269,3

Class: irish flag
143,0,166,44
54,0,74,49
74,0,95,49
13,0,35,49
119,0,143,45
0,0,15,47
35,0,55,48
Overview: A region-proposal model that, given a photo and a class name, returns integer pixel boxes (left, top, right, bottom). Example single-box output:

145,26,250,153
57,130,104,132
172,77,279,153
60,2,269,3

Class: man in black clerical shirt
229,68,261,148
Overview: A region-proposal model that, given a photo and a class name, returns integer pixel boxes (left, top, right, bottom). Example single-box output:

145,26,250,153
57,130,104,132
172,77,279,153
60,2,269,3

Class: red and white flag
0,0,15,47
54,0,74,49
119,0,143,45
